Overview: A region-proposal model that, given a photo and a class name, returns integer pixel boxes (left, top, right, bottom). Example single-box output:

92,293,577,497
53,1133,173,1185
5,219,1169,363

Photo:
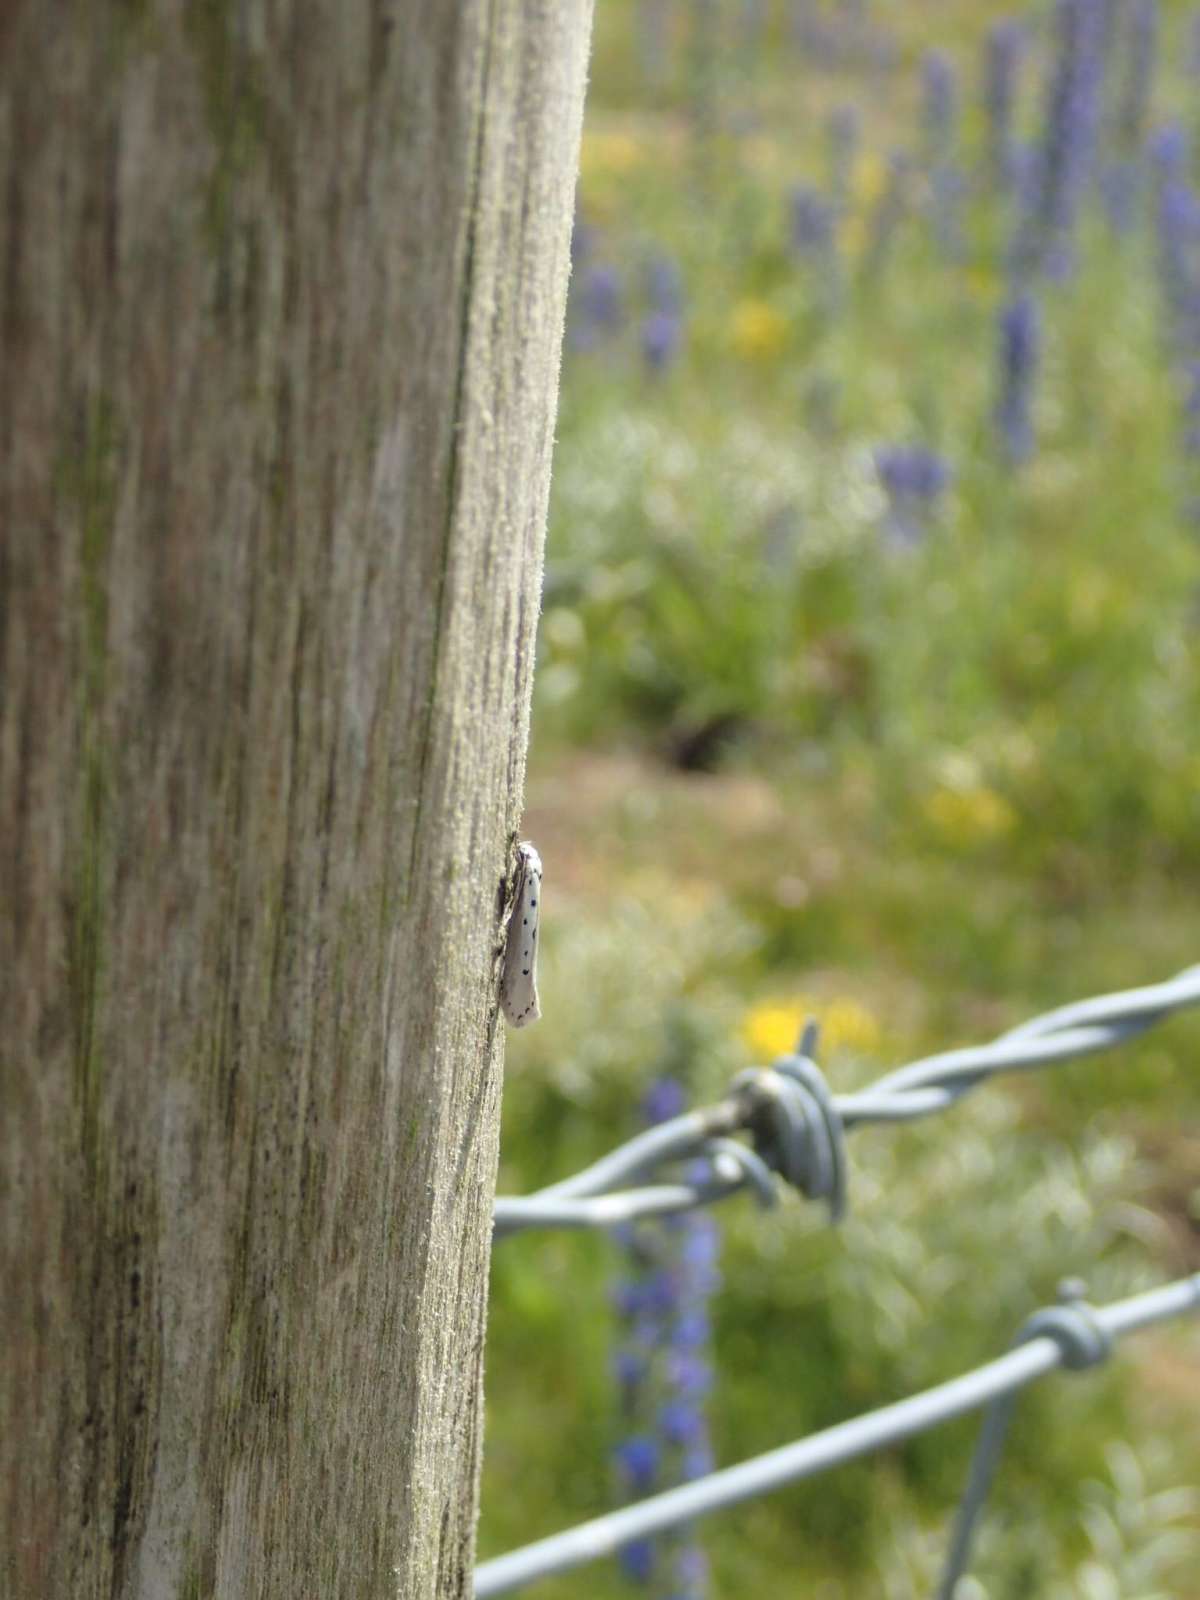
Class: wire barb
493,964,1200,1237
730,1030,847,1222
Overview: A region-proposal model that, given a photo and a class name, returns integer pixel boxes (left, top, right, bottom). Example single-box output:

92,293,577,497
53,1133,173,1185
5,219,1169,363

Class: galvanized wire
474,1273,1200,1596
935,1277,1115,1600
493,964,1200,1237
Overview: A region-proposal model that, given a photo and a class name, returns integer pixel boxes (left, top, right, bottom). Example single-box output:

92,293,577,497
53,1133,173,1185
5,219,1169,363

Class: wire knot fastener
1015,1288,1113,1372
935,1280,1116,1598
701,1138,780,1211
731,1033,848,1223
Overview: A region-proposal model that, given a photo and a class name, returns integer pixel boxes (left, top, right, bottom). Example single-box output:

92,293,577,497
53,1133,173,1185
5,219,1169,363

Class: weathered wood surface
0,3,592,1596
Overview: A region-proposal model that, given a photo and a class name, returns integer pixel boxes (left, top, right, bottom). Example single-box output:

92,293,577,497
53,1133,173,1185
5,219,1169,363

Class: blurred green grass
481,2,1200,1595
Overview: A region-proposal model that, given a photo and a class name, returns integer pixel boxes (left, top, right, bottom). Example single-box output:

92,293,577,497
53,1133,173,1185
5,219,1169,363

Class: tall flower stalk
1014,0,1108,279
1150,126,1200,518
875,445,952,546
611,1079,718,1599
827,103,861,214
1102,0,1160,234
922,50,965,261
984,19,1026,190
569,258,623,352
1116,0,1158,150
641,252,685,374
995,294,1042,465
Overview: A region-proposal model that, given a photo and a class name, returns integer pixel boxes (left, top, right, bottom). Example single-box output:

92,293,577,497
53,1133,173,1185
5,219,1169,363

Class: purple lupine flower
612,1275,680,1318
614,1348,649,1390
788,185,841,311
658,1399,707,1445
611,1281,642,1318
1099,0,1159,237
664,1351,713,1396
670,1309,711,1348
679,1215,720,1271
570,215,595,267
1099,160,1140,234
615,1436,661,1496
1116,0,1158,148
984,20,1026,188
1182,361,1200,456
582,264,622,328
788,184,836,256
930,165,967,263
1147,120,1189,182
791,0,836,66
646,254,684,317
995,294,1041,464
920,51,964,260
610,1079,716,1597
570,262,623,351
1008,140,1041,219
671,1545,709,1600
620,1539,657,1584
640,254,685,375
1150,144,1200,514
876,446,950,501
794,0,896,73
1153,162,1200,348
641,311,683,373
922,50,958,154
1014,0,1108,279
874,445,951,546
827,103,861,210
1148,128,1194,294
642,1075,687,1124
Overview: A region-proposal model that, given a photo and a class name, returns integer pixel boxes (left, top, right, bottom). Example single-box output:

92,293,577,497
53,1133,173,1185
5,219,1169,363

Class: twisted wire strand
493,964,1200,1237
474,1274,1200,1597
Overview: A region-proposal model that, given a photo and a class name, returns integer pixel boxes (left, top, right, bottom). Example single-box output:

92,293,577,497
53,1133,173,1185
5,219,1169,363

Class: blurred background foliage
480,2,1200,1595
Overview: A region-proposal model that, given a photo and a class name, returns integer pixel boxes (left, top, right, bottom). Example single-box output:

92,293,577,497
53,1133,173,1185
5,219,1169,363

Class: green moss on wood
183,0,273,293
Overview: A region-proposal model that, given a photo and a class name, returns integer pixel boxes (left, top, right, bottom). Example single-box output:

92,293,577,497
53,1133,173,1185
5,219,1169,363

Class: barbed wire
474,1271,1200,1597
493,964,1200,1238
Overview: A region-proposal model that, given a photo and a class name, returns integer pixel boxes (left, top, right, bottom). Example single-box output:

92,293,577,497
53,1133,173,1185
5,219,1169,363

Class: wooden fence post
0,4,593,1594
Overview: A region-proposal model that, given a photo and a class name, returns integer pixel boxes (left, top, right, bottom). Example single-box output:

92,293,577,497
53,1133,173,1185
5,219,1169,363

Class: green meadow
480,4,1200,1595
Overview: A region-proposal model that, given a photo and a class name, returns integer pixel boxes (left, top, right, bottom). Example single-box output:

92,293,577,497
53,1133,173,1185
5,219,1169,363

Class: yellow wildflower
730,299,788,362
924,783,1016,846
741,996,881,1061
742,1002,805,1060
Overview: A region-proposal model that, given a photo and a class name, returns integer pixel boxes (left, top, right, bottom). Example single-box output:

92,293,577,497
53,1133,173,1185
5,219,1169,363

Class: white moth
501,842,542,1028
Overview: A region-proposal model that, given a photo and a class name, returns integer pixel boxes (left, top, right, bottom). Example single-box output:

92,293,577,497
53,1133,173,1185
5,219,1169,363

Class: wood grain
0,3,592,1595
